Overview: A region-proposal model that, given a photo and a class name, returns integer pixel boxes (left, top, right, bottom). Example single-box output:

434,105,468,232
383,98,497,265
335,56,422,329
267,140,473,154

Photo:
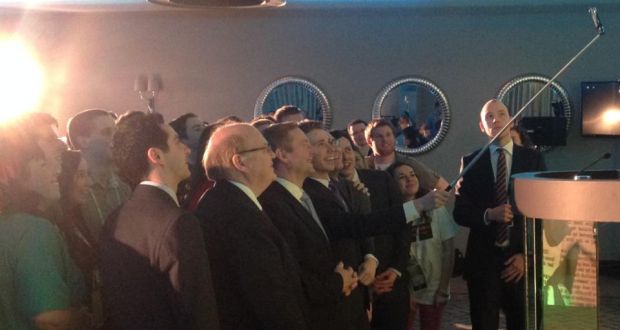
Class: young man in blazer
100,112,219,330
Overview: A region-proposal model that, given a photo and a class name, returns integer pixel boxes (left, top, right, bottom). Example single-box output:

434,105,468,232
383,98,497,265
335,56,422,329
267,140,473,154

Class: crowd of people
0,99,543,330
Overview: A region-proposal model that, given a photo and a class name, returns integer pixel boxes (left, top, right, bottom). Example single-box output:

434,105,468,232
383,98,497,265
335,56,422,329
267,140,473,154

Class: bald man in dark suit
454,100,546,330
196,123,309,330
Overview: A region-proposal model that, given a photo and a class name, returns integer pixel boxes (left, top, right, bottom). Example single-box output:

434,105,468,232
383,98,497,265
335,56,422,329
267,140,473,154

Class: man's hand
335,261,358,296
413,189,450,212
358,258,378,286
501,253,524,283
487,204,513,223
352,181,370,197
372,270,398,295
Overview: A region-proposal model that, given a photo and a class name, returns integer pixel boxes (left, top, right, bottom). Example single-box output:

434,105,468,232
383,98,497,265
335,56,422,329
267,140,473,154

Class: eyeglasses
237,144,272,155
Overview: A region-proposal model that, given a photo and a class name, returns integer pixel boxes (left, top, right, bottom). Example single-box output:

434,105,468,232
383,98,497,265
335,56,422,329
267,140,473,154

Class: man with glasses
196,123,309,330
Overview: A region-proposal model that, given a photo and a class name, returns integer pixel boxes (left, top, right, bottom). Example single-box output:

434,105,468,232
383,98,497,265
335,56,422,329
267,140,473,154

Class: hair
66,109,117,150
202,123,252,181
365,118,395,141
216,115,244,125
297,120,324,135
250,118,274,132
112,111,167,188
347,119,368,132
274,105,304,123
262,122,296,151
169,113,197,140
190,122,223,184
58,150,83,207
386,161,429,199
0,118,47,215
330,129,357,149
511,125,535,149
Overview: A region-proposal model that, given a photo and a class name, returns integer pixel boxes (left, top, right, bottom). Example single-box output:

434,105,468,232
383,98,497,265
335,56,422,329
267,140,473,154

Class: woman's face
71,158,92,205
24,157,60,203
393,164,419,200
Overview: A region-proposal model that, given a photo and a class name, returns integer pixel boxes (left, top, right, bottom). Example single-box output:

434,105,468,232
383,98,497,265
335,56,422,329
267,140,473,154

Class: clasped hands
334,257,379,296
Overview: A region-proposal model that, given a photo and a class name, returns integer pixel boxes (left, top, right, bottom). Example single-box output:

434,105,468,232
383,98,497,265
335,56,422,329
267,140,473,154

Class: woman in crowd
0,123,91,329
57,150,96,280
386,161,458,330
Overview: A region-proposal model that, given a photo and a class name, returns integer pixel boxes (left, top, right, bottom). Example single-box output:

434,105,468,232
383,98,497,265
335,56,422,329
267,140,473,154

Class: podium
513,170,620,330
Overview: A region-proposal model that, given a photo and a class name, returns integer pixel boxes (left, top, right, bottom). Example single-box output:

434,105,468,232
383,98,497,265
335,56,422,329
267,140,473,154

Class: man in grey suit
100,111,219,330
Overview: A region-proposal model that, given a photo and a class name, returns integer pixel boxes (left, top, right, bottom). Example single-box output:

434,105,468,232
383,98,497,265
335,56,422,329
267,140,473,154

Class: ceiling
0,0,619,12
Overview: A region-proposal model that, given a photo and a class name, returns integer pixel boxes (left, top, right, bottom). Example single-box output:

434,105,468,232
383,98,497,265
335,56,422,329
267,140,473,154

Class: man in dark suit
196,123,308,330
299,121,450,329
258,123,358,330
332,130,411,330
454,99,546,330
100,112,219,330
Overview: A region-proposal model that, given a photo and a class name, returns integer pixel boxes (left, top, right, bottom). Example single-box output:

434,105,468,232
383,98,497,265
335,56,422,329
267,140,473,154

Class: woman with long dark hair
386,161,458,330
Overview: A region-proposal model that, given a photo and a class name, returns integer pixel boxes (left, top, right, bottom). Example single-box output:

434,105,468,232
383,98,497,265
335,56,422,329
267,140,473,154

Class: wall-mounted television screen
581,81,620,137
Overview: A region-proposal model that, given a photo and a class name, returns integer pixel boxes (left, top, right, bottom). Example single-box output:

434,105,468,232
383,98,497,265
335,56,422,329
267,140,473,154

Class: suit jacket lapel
274,183,328,243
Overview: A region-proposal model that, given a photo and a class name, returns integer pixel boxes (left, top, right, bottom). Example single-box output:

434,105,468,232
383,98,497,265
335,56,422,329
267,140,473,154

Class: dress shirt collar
309,177,330,189
490,139,514,157
228,180,263,210
276,177,304,201
139,181,179,207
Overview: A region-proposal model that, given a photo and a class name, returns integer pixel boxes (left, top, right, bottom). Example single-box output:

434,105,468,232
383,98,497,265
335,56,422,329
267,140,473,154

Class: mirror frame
496,74,572,131
372,77,451,155
254,76,333,129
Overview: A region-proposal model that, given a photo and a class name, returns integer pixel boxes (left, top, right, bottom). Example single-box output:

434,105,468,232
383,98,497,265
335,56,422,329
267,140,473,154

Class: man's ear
231,154,247,173
274,148,287,164
147,147,162,166
479,121,486,134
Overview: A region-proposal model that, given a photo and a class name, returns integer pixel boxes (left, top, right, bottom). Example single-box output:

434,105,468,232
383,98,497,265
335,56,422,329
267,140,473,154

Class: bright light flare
0,37,45,123
602,107,620,125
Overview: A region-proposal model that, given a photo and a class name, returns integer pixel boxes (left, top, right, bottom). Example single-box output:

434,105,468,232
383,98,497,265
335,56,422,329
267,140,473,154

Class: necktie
300,192,329,240
328,180,350,212
495,148,510,247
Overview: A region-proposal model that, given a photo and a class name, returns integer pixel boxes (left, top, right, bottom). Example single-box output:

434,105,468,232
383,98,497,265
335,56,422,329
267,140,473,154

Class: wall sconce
134,74,162,113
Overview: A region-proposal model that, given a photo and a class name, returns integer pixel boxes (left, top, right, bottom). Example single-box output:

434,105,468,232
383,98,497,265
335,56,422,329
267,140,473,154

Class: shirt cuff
388,267,402,277
403,200,420,223
483,209,491,225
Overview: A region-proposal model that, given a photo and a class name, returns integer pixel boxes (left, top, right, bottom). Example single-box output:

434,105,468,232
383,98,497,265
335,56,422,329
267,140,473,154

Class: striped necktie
495,148,510,247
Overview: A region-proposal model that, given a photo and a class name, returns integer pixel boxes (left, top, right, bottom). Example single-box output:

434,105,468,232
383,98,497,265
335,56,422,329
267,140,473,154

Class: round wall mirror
496,74,572,149
254,76,332,129
372,77,451,155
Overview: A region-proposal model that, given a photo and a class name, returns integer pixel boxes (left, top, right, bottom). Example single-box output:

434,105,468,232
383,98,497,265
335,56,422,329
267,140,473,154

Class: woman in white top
387,161,458,330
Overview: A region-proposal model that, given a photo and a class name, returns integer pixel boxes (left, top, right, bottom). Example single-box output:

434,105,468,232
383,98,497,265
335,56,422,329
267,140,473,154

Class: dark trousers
467,274,525,330
371,278,409,330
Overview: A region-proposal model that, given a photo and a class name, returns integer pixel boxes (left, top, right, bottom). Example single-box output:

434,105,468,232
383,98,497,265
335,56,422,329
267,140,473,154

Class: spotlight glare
602,107,620,125
0,37,45,124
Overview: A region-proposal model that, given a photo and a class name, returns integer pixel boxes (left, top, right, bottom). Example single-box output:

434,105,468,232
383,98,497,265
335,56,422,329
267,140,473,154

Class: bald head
479,99,513,144
203,123,276,194
204,123,253,181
